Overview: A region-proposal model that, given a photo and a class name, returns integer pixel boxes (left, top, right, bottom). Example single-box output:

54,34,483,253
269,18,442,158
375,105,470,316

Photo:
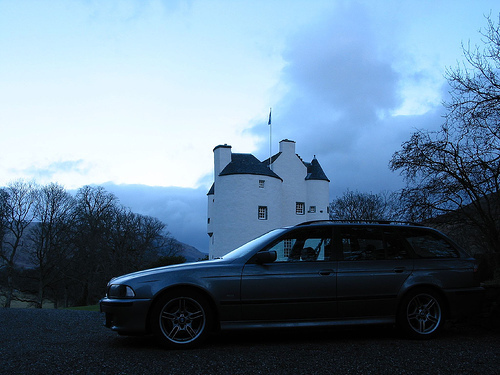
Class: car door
335,226,414,318
240,227,337,321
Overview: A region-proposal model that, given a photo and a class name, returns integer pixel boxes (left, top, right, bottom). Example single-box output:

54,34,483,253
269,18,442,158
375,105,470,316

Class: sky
1,0,499,252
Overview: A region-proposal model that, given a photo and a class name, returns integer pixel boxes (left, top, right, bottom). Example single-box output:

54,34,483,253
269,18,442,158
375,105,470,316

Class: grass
65,305,100,312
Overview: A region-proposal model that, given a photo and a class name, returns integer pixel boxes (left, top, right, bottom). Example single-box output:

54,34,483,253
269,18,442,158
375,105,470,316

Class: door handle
393,267,406,273
319,269,334,276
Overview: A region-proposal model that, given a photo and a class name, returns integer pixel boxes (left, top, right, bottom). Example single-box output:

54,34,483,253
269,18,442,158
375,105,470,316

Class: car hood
108,258,230,284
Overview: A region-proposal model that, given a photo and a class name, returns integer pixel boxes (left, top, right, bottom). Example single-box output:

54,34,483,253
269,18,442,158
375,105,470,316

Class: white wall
208,139,330,259
210,174,282,259
306,179,330,221
272,140,308,227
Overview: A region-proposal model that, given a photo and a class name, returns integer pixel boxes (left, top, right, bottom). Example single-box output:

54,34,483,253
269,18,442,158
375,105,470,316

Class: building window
283,239,293,258
296,202,305,215
258,206,268,220
259,180,265,188
309,206,316,213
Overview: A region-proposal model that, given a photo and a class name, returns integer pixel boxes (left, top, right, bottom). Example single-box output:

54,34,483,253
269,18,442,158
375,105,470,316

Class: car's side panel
240,261,337,321
398,258,483,318
409,258,478,289
147,264,245,322
200,273,244,321
336,259,414,317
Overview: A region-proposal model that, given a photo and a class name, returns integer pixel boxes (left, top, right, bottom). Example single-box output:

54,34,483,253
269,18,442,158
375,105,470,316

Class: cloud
284,7,398,115
17,160,91,184
274,4,400,145
250,2,447,197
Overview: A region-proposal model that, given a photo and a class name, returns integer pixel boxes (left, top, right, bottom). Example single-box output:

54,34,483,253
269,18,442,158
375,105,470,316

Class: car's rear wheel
151,289,212,349
398,288,444,339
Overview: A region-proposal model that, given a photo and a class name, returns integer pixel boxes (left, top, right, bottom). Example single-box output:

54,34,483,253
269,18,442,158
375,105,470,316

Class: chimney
213,144,232,179
279,139,296,155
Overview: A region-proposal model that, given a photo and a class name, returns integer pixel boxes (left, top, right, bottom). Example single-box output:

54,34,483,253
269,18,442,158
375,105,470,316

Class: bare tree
106,208,168,277
390,14,500,253
329,190,399,221
70,186,174,305
27,183,76,308
0,188,8,255
0,180,38,307
0,182,181,307
72,185,119,306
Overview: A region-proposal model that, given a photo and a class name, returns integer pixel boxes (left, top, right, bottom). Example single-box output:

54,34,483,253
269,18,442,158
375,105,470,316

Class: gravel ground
0,308,499,375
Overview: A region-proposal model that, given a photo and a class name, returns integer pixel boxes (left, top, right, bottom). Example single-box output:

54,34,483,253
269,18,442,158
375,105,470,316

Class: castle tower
207,139,329,259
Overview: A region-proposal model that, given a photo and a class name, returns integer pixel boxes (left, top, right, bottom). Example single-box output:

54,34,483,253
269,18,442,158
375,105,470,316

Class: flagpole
268,108,272,170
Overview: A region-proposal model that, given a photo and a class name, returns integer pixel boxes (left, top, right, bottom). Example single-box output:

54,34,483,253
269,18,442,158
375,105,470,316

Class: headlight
108,284,136,298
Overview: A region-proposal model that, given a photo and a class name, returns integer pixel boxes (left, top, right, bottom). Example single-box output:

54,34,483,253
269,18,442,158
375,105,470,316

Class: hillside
177,242,208,262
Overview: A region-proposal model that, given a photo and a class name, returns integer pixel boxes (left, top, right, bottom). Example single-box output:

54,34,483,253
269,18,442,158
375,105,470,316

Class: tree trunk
37,279,44,308
4,266,13,308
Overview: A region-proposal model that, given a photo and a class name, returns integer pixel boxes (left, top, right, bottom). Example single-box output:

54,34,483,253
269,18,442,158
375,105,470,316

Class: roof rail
295,220,424,227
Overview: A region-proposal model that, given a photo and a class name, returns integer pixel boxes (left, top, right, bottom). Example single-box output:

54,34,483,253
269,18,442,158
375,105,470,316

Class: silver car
100,222,484,348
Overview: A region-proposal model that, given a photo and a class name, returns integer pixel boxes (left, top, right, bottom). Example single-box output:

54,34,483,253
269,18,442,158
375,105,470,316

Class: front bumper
100,298,152,335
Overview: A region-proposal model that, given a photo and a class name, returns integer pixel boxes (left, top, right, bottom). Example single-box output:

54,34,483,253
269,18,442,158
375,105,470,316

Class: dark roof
261,152,281,166
263,153,330,182
219,153,282,180
207,183,215,195
305,158,330,181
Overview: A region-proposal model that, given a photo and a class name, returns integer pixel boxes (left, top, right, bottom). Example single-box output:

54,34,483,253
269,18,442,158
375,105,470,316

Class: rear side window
339,227,410,261
405,232,459,258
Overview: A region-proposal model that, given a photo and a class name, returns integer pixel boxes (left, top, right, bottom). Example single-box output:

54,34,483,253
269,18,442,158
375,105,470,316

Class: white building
207,139,330,259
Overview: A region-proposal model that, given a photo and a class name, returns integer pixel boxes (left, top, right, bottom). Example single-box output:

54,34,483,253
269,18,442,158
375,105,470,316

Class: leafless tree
0,180,38,307
70,186,173,305
329,190,399,221
27,183,76,308
106,208,168,277
0,188,8,254
0,183,181,307
72,185,119,305
390,14,500,254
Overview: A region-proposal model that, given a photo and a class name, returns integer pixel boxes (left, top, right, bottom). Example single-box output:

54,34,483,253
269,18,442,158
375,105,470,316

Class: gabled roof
219,153,282,180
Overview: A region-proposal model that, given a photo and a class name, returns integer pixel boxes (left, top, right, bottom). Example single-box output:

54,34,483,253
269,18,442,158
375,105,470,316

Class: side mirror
254,250,277,264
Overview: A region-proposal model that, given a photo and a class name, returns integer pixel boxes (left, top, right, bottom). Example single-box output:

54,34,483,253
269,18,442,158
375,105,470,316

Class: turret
213,144,232,179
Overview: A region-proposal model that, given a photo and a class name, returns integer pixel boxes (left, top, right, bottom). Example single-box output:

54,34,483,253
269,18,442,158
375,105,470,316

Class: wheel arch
145,284,221,334
397,284,450,319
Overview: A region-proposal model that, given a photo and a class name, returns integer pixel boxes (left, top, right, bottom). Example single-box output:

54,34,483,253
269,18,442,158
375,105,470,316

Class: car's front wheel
398,288,444,339
150,289,212,349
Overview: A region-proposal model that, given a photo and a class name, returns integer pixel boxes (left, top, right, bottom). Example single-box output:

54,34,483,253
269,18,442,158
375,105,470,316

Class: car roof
294,220,426,229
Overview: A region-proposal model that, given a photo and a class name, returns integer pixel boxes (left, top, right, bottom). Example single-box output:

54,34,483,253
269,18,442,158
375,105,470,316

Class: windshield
221,228,287,261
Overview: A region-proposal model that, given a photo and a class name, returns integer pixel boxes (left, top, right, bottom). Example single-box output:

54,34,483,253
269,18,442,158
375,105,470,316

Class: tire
397,288,444,339
150,289,212,349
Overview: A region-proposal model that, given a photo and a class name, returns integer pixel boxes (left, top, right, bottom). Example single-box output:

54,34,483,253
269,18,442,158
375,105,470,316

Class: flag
268,108,272,125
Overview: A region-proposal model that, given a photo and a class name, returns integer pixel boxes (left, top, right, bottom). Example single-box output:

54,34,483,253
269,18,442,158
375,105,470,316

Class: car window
383,229,411,260
222,228,287,261
266,228,333,262
339,227,410,261
404,232,459,258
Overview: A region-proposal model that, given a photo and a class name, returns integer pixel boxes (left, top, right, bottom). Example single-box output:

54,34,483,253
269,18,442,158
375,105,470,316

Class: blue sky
1,0,499,252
